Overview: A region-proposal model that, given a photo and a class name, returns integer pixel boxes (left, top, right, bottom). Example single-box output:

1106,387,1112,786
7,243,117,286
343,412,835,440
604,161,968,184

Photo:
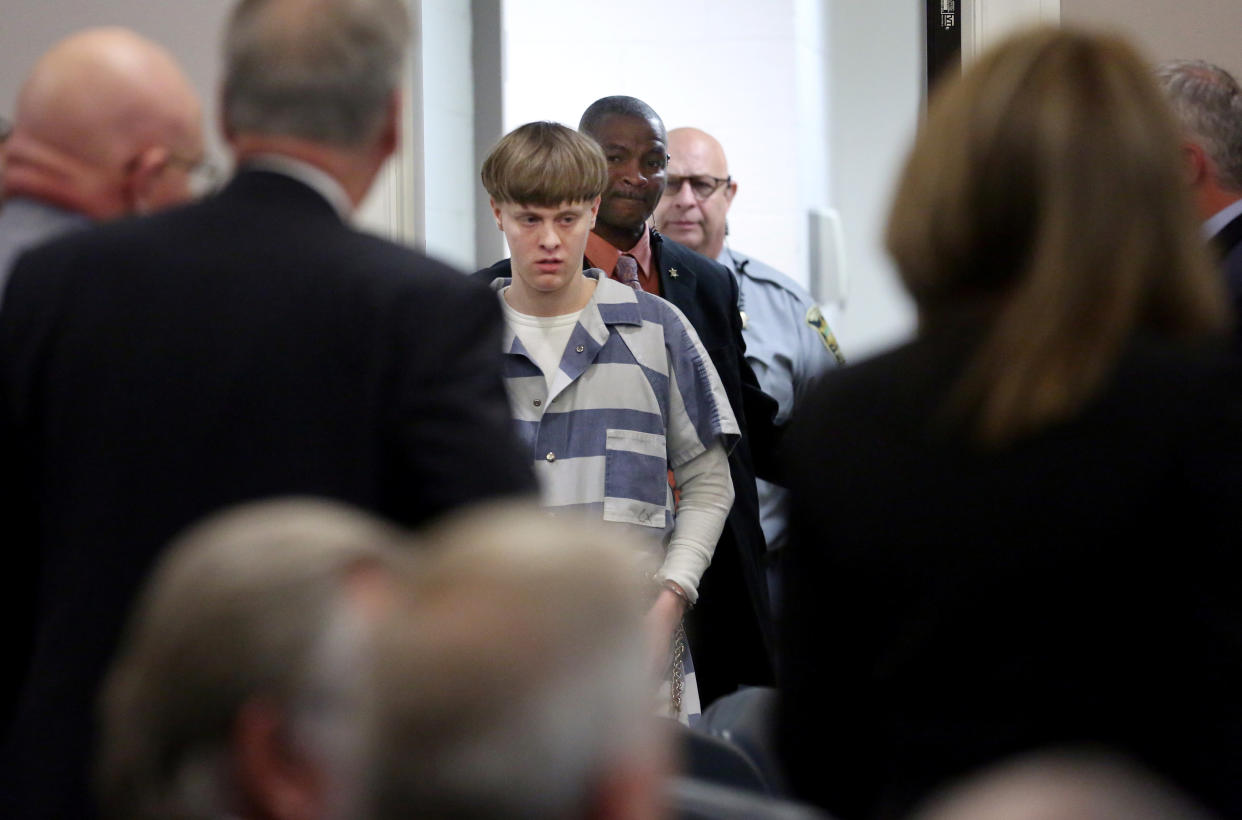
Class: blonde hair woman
778,27,1242,820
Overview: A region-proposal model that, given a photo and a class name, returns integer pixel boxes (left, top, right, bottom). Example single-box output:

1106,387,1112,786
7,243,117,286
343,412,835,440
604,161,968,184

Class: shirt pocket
602,428,669,529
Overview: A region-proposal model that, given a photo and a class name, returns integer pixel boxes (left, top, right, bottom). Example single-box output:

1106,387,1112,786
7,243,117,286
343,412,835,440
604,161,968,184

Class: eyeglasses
167,153,224,197
662,174,732,201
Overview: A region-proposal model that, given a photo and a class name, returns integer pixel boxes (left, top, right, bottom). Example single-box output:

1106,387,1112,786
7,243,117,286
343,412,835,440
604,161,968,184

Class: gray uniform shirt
0,197,90,309
718,247,843,555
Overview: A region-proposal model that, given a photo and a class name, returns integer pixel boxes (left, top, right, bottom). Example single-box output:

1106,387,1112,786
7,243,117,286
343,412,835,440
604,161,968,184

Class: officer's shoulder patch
806,305,847,365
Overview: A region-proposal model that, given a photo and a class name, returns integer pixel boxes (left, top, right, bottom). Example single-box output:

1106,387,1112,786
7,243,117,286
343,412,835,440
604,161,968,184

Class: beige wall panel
1062,0,1242,79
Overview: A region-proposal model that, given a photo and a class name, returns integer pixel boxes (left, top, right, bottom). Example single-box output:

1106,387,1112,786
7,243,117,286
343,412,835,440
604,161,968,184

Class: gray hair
1156,59,1242,192
367,504,658,820
222,0,411,147
96,498,412,820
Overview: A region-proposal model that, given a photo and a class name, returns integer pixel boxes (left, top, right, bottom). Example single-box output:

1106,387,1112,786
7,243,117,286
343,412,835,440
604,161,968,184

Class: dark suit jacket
476,228,779,703
0,170,535,819
777,327,1242,819
1214,209,1242,323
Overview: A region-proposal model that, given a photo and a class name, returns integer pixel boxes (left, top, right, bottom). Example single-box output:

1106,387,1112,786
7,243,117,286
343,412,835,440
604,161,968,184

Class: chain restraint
669,622,687,719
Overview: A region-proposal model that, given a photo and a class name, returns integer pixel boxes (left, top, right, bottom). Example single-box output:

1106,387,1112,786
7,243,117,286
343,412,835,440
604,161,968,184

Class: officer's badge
806,305,846,365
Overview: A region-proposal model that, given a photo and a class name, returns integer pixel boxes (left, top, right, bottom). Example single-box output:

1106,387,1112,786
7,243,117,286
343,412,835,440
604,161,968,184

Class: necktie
615,254,641,291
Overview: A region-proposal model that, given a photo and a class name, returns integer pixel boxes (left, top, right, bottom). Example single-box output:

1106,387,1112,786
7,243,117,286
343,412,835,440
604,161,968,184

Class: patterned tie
614,254,641,291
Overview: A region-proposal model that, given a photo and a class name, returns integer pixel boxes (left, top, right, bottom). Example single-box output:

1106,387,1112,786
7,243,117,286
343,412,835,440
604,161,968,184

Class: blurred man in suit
1157,60,1242,320
0,27,206,300
0,0,533,815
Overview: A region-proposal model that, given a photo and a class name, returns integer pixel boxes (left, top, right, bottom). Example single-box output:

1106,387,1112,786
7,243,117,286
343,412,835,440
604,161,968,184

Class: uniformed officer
654,126,845,604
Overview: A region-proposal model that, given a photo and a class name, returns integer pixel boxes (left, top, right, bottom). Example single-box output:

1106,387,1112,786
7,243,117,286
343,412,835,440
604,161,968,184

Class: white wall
0,1,232,159
501,0,812,293
1062,0,1242,80
415,0,477,269
965,0,1061,59
819,0,1063,358
0,0,415,244
823,0,920,357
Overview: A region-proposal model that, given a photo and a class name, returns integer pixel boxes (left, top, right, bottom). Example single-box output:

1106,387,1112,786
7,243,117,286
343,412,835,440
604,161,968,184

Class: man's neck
231,134,382,210
1,136,119,219
592,221,646,252
505,270,595,317
1196,181,1242,224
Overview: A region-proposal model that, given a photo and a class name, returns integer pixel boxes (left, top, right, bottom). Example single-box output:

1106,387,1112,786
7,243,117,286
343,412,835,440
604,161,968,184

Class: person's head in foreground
1154,59,1242,221
910,750,1218,820
221,0,411,208
97,498,413,820
482,121,608,315
366,504,668,820
1,26,205,218
886,26,1228,445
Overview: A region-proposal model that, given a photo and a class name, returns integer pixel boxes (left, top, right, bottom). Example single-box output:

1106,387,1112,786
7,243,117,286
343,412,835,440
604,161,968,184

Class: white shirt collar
243,154,354,219
1203,198,1242,239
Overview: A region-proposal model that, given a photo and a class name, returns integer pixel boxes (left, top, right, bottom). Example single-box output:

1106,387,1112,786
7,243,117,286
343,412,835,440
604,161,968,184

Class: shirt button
545,452,556,462
533,399,541,407
576,344,585,353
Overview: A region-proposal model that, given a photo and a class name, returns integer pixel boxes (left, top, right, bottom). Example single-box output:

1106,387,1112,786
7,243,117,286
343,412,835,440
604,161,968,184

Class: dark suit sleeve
385,271,535,522
0,250,54,731
776,381,883,817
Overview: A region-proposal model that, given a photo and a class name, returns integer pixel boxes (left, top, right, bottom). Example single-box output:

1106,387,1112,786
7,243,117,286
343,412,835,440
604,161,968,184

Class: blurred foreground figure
368,504,668,820
98,500,411,820
0,0,533,815
0,27,205,296
910,752,1217,820
778,26,1242,819
1155,60,1242,322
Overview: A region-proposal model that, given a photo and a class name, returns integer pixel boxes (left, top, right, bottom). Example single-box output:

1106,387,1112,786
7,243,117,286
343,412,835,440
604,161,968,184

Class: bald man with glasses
655,126,844,603
0,28,209,305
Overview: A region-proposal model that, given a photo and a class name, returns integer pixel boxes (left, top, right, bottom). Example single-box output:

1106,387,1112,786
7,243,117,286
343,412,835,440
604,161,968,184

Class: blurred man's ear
1181,141,1210,188
233,700,325,820
377,89,401,160
124,145,172,215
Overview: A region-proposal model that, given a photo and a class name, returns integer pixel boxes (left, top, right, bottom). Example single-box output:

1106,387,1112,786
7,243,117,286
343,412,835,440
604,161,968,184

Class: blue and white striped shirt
495,271,739,549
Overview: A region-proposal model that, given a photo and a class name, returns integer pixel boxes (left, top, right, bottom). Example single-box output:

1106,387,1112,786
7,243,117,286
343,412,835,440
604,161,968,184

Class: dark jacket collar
1213,209,1242,261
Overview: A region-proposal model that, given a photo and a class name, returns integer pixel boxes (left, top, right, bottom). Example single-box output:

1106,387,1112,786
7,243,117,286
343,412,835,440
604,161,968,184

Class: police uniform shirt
718,247,844,554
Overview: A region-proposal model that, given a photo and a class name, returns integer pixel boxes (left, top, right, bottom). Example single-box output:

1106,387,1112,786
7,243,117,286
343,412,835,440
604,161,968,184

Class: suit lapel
653,229,699,310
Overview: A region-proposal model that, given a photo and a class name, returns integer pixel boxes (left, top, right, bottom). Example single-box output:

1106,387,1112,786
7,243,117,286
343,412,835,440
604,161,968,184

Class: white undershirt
501,294,582,392
660,441,733,601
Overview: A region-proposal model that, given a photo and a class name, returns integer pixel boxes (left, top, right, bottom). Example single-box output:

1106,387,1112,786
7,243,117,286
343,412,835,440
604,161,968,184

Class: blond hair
481,121,608,206
887,26,1228,445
